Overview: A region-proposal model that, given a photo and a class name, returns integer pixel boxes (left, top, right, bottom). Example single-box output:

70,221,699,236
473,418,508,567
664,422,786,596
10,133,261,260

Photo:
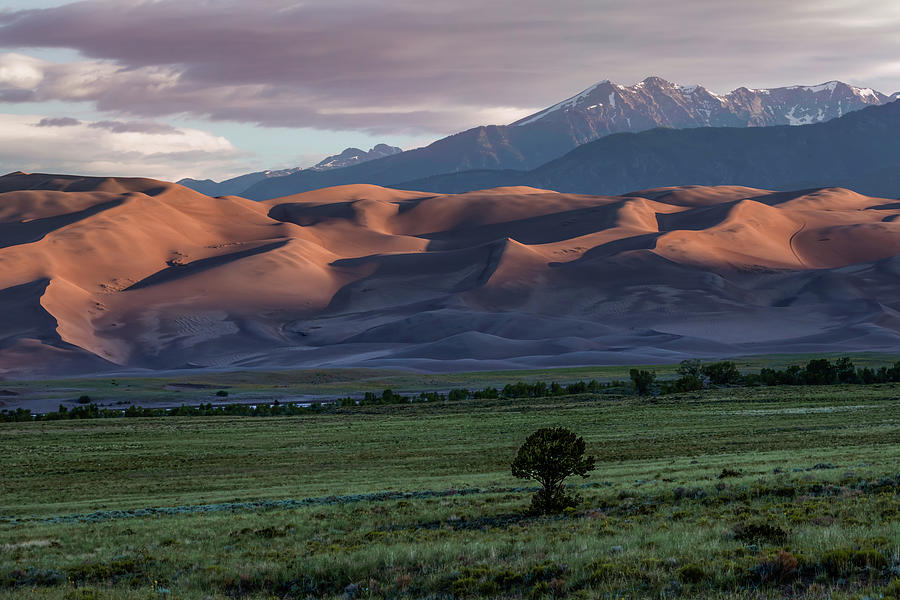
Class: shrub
629,369,655,395
852,548,887,570
752,550,799,585
733,521,790,545
529,581,549,599
677,359,703,379
588,562,640,583
473,387,499,399
677,563,706,584
835,357,858,383
821,549,853,576
702,361,742,385
887,361,900,382
448,388,469,402
215,390,228,397
77,395,92,404
666,375,703,393
511,427,595,514
802,359,838,385
818,548,886,577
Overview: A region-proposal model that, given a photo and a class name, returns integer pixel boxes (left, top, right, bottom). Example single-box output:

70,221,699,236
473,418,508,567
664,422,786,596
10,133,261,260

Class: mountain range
1,172,899,376
178,144,402,197
399,99,900,198
177,167,303,198
179,77,898,200
312,143,402,170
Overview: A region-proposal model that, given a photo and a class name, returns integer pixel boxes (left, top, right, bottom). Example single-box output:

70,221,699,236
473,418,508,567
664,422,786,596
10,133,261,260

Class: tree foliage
629,369,656,395
702,361,741,385
511,427,596,514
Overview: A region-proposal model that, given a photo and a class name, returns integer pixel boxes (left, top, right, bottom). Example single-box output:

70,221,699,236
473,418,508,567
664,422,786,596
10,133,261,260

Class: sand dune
0,172,899,376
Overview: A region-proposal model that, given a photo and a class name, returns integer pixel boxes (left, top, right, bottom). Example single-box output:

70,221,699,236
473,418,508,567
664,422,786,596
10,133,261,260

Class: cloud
0,1,898,134
35,116,81,127
0,51,44,89
0,113,244,181
88,120,182,135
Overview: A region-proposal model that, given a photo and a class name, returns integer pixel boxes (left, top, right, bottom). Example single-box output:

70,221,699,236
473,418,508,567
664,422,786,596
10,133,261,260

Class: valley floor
1,384,899,598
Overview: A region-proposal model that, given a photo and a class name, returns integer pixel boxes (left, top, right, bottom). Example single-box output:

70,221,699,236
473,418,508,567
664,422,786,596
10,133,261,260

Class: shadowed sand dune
1,172,899,376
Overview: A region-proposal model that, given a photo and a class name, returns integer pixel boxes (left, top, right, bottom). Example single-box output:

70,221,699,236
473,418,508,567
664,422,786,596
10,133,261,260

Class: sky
1,0,899,181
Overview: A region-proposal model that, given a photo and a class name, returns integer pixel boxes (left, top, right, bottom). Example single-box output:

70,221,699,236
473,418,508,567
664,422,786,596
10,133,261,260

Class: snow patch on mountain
312,144,402,171
794,81,840,93
516,80,611,126
785,106,826,126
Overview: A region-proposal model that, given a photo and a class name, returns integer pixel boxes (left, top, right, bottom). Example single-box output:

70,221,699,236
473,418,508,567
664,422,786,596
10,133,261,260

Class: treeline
0,380,621,422
346,380,623,406
0,401,325,423
633,357,900,395
2,357,898,422
336,381,618,406
339,389,467,406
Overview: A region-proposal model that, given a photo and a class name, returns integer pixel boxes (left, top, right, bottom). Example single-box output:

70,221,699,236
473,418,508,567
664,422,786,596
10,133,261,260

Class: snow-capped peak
511,77,891,130
514,80,612,126
790,81,840,93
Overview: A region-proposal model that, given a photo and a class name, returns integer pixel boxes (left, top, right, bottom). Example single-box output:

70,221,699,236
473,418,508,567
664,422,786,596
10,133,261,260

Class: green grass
1,383,899,598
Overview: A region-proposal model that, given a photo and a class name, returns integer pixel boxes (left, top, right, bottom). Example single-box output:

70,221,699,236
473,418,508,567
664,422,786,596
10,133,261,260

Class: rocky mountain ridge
237,77,897,200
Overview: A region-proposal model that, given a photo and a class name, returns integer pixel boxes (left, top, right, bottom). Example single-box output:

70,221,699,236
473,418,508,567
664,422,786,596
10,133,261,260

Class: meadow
1,380,899,599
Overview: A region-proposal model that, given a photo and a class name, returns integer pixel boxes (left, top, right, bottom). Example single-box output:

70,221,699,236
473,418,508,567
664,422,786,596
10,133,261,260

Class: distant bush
77,395,92,404
802,359,838,385
629,369,655,395
677,563,706,584
511,427,595,514
473,387,499,400
821,547,887,577
734,521,790,545
664,375,703,394
835,357,858,383
677,359,703,379
752,550,799,585
215,390,228,397
702,361,741,385
499,379,601,399
448,388,470,402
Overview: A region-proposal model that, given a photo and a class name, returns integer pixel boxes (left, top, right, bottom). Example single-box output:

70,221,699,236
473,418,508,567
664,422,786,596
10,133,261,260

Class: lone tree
511,427,596,514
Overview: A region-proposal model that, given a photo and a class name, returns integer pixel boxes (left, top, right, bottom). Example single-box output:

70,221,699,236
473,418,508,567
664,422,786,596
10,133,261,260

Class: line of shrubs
0,401,326,422
338,381,618,407
631,357,900,395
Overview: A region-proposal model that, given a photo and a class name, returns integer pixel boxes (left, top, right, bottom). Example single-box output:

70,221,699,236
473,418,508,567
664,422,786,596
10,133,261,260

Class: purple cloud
87,120,182,135
0,1,899,134
35,116,81,127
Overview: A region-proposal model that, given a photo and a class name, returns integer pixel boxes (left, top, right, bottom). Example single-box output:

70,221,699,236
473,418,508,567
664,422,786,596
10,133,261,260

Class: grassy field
1,383,899,598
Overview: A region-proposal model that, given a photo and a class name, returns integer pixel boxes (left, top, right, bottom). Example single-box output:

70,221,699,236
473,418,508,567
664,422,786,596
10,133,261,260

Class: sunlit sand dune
1,173,899,375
